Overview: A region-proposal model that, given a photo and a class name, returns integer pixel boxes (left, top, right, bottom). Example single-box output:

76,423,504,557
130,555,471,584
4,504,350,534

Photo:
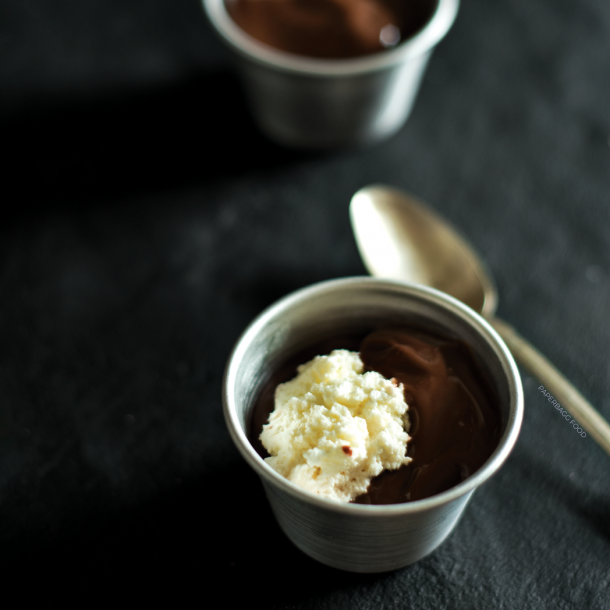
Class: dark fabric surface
1,0,609,607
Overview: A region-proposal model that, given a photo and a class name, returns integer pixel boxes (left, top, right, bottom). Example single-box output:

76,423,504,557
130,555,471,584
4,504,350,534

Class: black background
1,1,609,607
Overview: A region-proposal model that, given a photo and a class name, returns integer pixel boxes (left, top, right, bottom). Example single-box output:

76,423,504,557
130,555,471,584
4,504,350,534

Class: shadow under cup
223,278,523,572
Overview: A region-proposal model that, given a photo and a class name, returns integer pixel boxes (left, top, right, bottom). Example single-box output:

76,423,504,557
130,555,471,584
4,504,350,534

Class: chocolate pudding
249,327,502,504
225,0,438,59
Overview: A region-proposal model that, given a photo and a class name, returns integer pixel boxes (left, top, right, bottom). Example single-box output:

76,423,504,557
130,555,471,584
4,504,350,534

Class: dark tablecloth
1,1,609,607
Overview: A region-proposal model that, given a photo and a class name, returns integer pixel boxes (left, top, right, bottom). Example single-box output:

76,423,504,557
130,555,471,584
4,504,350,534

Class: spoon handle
491,317,610,457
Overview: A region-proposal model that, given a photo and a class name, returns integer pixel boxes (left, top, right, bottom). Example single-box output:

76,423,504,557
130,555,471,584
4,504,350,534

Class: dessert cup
203,0,459,148
223,277,523,572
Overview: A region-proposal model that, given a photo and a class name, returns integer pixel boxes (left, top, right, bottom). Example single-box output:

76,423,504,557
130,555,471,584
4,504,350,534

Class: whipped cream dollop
260,349,411,502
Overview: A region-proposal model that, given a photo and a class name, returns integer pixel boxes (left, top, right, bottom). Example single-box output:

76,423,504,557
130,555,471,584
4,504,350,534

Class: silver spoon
350,184,610,457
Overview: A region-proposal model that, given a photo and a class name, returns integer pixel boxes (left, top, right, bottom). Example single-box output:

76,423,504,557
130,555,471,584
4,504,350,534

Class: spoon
350,184,610,457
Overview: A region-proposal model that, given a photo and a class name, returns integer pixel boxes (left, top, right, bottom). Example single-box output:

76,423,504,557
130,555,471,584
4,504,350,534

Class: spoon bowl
350,184,610,458
351,185,497,317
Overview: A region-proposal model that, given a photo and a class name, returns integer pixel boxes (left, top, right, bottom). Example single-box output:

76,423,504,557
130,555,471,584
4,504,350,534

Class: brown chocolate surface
248,327,502,504
356,328,501,503
225,0,437,59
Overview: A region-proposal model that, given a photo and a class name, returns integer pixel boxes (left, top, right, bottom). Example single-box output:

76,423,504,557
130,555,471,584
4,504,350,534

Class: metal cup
223,277,523,572
203,0,459,148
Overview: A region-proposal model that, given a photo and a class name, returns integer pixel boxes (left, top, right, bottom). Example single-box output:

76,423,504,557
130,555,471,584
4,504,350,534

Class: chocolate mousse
225,0,437,59
249,327,502,504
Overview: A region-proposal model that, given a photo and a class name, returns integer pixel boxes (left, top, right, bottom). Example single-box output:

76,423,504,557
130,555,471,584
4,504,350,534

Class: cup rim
223,277,523,517
203,0,460,76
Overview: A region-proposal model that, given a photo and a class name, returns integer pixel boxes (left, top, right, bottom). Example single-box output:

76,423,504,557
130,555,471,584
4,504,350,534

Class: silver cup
203,0,459,148
224,278,523,572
